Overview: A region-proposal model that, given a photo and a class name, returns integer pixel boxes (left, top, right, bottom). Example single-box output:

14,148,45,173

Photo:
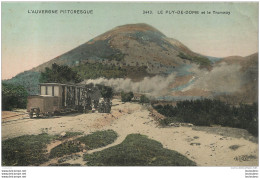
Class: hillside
214,53,258,104
32,23,211,79
168,53,258,104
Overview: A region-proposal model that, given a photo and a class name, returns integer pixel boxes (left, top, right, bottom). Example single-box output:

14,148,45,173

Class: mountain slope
32,23,211,78
168,53,258,104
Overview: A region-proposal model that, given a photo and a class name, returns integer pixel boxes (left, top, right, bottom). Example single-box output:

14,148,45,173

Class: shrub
140,95,150,104
96,84,114,98
154,99,258,136
2,83,28,110
121,91,134,102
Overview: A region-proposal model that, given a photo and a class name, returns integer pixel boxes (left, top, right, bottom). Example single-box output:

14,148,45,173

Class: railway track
2,111,30,125
2,112,28,119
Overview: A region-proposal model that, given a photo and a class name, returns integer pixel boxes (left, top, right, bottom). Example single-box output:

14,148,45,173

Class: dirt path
2,99,258,166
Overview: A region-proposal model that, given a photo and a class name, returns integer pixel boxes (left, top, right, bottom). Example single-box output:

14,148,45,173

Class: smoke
83,73,177,97
83,62,244,100
190,62,243,93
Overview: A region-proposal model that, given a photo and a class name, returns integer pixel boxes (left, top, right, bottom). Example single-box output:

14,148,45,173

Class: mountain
32,23,211,79
4,23,258,104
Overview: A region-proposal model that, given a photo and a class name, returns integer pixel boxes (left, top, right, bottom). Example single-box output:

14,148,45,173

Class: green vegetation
84,134,196,166
229,145,241,151
106,53,126,61
178,52,211,67
40,63,83,84
2,83,28,110
77,130,118,150
2,131,118,166
234,155,257,162
154,99,258,136
96,84,114,98
121,91,134,102
73,63,127,79
49,140,83,158
2,134,58,166
140,95,150,104
49,163,81,166
3,71,41,95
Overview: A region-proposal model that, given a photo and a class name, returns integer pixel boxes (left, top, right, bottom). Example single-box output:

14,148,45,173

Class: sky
2,2,259,79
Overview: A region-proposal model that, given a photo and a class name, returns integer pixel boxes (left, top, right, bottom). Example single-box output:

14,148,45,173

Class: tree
140,95,150,104
96,84,113,99
2,83,28,110
121,91,134,102
40,63,83,84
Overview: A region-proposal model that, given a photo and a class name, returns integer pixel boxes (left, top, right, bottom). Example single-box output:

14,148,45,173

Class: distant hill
169,53,258,104
2,71,40,95
214,53,258,104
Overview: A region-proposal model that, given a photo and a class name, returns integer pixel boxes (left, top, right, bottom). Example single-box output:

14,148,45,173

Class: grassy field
3,131,197,166
2,133,59,166
2,130,118,166
84,134,196,166
49,130,118,158
77,130,118,150
49,140,83,158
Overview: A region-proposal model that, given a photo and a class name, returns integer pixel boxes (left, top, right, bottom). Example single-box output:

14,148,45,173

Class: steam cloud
83,62,244,99
190,62,243,93
83,74,176,97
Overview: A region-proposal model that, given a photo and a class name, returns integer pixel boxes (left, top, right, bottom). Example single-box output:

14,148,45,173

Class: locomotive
27,83,112,118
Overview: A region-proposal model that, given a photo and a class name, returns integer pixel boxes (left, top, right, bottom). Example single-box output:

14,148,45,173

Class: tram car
27,83,111,118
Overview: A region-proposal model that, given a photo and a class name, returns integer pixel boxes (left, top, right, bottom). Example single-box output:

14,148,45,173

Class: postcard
1,2,258,177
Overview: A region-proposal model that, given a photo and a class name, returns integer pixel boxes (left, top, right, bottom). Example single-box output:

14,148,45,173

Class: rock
169,123,180,127
60,132,66,137
187,123,193,127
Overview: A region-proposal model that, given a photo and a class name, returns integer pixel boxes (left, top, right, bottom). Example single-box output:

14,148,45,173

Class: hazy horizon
2,2,258,80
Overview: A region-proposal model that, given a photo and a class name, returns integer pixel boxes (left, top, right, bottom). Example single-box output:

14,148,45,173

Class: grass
77,130,118,150
73,63,127,79
2,130,118,166
234,155,257,162
178,52,211,67
48,163,81,166
49,130,118,158
229,145,241,151
2,133,59,166
84,134,196,166
49,140,83,159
